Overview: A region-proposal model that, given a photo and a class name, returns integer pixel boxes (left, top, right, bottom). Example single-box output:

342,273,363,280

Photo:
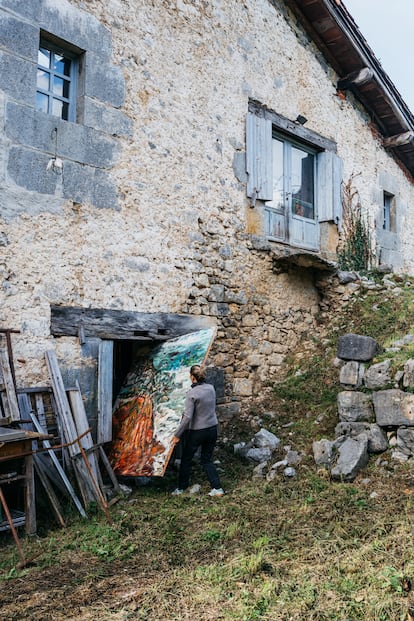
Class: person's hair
190,364,206,382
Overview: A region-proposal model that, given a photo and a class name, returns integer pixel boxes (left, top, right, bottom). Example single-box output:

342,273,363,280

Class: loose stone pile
313,332,414,481
234,427,303,480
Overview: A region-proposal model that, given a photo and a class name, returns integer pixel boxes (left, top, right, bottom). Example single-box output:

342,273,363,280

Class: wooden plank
98,445,121,494
27,407,87,518
45,351,94,506
45,351,80,457
97,340,113,444
34,457,65,528
0,349,20,421
68,383,99,483
50,306,215,340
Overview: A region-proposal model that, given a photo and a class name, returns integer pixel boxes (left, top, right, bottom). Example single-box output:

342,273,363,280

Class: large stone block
0,52,36,105
0,14,38,60
403,359,414,388
364,359,392,389
6,103,119,169
62,161,118,209
7,146,57,194
82,55,125,108
339,360,364,387
373,389,414,427
397,428,414,456
337,391,373,422
79,97,132,136
337,334,379,361
0,0,42,21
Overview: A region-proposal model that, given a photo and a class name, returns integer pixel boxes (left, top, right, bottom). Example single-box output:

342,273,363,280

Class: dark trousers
178,425,221,490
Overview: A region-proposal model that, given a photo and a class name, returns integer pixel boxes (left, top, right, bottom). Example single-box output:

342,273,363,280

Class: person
171,365,224,497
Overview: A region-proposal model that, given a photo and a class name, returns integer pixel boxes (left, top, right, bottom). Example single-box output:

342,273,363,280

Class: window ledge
270,246,337,272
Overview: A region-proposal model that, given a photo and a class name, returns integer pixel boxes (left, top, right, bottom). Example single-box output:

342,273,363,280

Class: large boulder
331,435,369,482
337,391,373,422
337,334,379,361
373,389,414,427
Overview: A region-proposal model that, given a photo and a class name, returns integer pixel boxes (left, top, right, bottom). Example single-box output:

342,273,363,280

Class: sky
343,0,414,113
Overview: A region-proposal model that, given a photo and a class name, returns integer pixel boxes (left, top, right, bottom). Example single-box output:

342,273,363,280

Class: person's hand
171,435,180,446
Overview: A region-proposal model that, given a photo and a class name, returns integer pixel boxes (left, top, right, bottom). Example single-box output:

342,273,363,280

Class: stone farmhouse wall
1,0,414,420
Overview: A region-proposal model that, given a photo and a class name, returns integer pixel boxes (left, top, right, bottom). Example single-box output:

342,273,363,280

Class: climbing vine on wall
337,175,374,272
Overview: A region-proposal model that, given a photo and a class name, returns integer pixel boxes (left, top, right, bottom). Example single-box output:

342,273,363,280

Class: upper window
36,38,78,122
246,106,342,252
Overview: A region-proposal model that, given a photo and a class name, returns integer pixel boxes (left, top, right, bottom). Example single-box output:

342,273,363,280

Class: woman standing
171,365,224,497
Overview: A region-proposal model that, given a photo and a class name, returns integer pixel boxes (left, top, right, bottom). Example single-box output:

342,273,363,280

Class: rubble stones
337,334,379,361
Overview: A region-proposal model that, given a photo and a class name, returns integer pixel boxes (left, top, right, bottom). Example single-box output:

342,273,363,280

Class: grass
2,273,414,619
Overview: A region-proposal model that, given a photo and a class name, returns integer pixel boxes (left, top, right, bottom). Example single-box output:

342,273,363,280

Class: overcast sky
343,0,414,113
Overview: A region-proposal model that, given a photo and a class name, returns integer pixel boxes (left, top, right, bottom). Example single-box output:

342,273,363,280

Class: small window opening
383,191,396,232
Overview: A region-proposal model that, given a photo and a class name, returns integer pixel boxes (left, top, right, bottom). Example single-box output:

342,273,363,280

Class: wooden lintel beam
337,67,374,90
383,131,414,149
50,306,215,340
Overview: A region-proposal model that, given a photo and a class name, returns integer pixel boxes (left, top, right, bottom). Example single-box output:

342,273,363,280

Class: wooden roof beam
383,131,414,149
337,67,374,90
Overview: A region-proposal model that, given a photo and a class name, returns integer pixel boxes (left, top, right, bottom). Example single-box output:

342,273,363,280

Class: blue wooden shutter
317,151,343,228
246,112,273,202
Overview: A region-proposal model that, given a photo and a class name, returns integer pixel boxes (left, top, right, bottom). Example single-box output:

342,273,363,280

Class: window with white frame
36,38,79,122
246,106,342,252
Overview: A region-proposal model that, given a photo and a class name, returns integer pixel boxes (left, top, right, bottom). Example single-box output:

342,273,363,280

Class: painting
109,327,216,477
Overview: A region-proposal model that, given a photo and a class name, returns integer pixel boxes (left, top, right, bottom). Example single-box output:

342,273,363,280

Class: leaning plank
97,340,113,444
34,458,65,527
45,351,94,506
18,393,86,518
45,351,80,457
68,383,99,482
0,349,20,421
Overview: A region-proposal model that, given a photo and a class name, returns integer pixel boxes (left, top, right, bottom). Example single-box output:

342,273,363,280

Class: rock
331,435,369,482
252,428,280,450
283,467,296,477
403,359,414,388
364,359,392,389
189,484,201,494
337,270,359,284
373,389,414,427
337,334,379,361
285,450,302,465
339,360,365,387
396,428,414,456
252,461,268,479
313,439,336,467
337,391,373,422
245,447,272,463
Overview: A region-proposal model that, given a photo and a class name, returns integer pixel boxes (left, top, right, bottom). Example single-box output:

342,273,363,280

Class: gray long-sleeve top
174,382,218,439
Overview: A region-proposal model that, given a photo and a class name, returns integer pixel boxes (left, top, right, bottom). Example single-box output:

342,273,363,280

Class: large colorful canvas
110,327,216,477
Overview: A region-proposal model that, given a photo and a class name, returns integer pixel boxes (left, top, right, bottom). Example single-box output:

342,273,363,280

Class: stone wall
1,0,414,420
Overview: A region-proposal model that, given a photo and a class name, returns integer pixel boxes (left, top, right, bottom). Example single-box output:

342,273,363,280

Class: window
36,38,78,122
246,106,342,252
383,191,396,232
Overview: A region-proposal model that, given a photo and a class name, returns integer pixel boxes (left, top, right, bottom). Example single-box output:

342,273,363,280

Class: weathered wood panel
50,306,216,340
97,340,113,445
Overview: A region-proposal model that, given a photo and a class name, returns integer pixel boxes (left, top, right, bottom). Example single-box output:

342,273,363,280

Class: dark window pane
35,92,49,113
52,98,69,120
291,147,314,219
36,69,50,91
38,47,50,68
54,54,71,77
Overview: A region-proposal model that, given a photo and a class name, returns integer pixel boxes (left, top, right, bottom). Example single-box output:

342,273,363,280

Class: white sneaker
208,488,225,497
171,488,184,496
